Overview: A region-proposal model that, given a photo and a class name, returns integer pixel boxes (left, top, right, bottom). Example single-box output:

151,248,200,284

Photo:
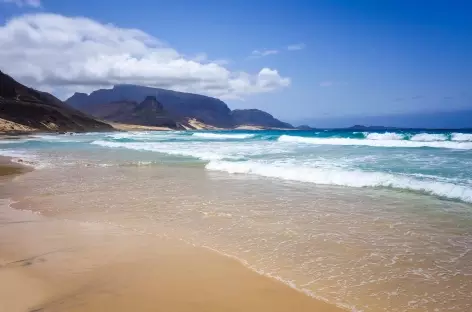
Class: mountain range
0,70,293,133
66,85,293,129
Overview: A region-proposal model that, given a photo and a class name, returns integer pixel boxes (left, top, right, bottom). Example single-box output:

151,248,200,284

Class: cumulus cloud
1,0,41,7
287,43,305,51
0,14,290,99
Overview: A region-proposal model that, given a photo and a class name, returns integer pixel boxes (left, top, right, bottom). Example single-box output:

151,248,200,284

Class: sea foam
192,133,255,139
409,133,448,141
451,133,472,142
365,132,405,140
206,160,472,203
277,135,472,149
91,140,244,161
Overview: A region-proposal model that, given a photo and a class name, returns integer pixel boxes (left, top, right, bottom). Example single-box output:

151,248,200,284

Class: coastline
0,155,33,176
0,156,346,312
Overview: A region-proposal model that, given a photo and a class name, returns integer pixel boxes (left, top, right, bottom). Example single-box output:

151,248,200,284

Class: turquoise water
2,129,472,311
2,129,472,203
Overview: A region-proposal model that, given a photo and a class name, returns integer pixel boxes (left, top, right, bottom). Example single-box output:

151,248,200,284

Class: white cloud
1,0,41,7
287,43,305,51
319,81,333,87
250,49,279,58
0,13,290,100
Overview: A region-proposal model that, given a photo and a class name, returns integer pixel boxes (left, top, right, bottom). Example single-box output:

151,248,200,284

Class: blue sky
1,0,471,123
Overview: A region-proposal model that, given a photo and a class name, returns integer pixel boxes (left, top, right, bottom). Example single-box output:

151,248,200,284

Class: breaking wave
365,132,405,140
277,135,472,149
206,160,472,203
451,133,472,141
91,140,244,161
191,133,256,140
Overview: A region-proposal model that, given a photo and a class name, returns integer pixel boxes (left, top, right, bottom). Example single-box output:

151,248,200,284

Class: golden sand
0,156,32,176
108,122,174,131
0,159,344,312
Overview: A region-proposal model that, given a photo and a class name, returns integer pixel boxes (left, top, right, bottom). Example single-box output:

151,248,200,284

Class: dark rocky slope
87,96,180,129
0,70,113,132
231,109,293,128
67,85,292,129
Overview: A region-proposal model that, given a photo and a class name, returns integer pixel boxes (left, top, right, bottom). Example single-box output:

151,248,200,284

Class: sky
0,0,471,124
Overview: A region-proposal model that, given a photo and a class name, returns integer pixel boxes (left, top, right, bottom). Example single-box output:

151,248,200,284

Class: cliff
0,70,113,133
87,96,180,129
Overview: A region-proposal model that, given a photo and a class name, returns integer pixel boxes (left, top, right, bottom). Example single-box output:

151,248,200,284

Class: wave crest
451,133,472,142
277,135,472,149
206,161,472,203
192,133,255,140
410,133,448,141
365,132,404,140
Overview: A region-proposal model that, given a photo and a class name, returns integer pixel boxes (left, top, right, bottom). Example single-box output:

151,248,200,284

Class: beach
0,156,344,312
1,130,472,312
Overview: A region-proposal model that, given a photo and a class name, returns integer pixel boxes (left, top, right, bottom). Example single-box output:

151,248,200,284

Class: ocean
2,129,472,311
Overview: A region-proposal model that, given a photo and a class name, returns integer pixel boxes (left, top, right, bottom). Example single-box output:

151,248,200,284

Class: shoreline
0,157,346,312
0,156,33,176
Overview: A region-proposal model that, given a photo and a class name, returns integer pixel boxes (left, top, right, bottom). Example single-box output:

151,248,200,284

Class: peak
113,84,130,89
143,95,158,102
71,92,88,97
136,95,164,112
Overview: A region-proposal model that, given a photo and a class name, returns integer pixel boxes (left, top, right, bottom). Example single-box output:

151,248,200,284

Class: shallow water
2,130,472,311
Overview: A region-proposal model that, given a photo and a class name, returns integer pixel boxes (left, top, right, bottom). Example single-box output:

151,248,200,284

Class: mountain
295,125,316,130
85,96,180,129
66,85,293,129
231,109,293,128
0,70,113,133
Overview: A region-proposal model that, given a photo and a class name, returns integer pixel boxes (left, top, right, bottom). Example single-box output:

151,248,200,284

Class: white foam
91,138,287,162
0,149,47,169
192,133,255,139
0,138,30,144
91,140,243,161
410,133,448,141
107,132,141,139
106,131,189,143
451,133,472,142
278,135,472,149
31,135,80,143
206,160,472,203
365,132,405,140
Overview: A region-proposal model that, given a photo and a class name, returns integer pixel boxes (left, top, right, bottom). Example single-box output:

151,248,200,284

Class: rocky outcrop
0,70,113,132
82,96,180,129
66,85,293,129
231,109,293,129
296,125,315,130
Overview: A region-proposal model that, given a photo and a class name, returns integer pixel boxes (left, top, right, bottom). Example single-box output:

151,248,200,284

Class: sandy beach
0,157,344,312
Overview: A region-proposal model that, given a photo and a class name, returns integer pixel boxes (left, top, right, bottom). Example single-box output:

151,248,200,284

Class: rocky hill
232,109,293,129
0,70,113,133
67,85,292,129
86,96,180,129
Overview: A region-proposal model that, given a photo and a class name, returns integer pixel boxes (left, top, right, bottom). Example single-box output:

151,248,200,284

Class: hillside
67,85,293,129
0,70,113,133
85,96,181,129
232,109,293,129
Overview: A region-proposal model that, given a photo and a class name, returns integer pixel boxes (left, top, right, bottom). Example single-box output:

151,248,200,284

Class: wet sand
0,159,344,312
0,156,32,176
